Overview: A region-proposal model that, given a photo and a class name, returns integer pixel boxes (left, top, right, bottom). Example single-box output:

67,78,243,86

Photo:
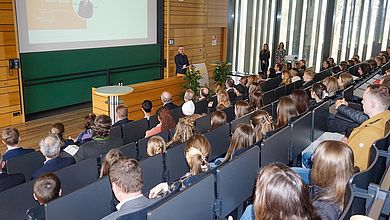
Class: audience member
74,113,96,145
322,76,339,96
240,163,320,220
290,69,301,83
183,89,194,102
216,90,231,110
33,173,61,205
322,60,331,70
74,115,123,162
280,70,292,86
347,84,390,170
146,107,176,137
247,75,257,87
147,136,166,157
142,100,153,120
50,123,74,150
338,73,354,89
291,89,310,115
1,127,34,161
248,82,261,96
215,82,225,94
352,54,360,63
235,100,250,119
167,116,196,148
339,61,348,72
223,124,255,162
250,110,274,142
275,96,299,128
302,69,314,88
112,105,131,127
100,148,123,178
347,59,355,67
32,134,75,179
357,62,372,77
102,158,156,219
267,67,277,78
311,83,328,104
199,87,209,101
249,91,263,111
160,91,178,110
210,110,227,130
225,78,235,92
327,57,336,67
181,100,195,116
367,59,378,70
299,59,307,71
0,152,25,192
375,55,385,67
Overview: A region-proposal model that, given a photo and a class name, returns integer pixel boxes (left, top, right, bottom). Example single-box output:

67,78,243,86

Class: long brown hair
100,149,123,178
250,110,274,142
254,163,320,220
311,140,354,210
276,96,298,128
291,89,310,115
217,90,230,110
167,116,195,147
224,124,255,162
184,134,211,175
323,76,339,95
249,91,263,111
210,110,227,130
235,100,250,119
157,107,176,132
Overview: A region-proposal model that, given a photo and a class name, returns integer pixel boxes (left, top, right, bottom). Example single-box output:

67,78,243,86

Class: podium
95,86,133,124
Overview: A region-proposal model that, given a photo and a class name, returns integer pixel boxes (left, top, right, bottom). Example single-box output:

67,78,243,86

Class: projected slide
16,0,157,53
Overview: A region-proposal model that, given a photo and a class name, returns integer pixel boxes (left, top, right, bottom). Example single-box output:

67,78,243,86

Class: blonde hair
184,134,211,175
311,140,354,210
338,73,354,89
304,69,315,79
167,116,195,147
247,75,258,87
100,149,123,178
147,136,166,156
235,100,250,119
281,70,292,85
216,90,230,110
224,124,255,162
215,82,225,94
323,76,339,95
250,110,274,142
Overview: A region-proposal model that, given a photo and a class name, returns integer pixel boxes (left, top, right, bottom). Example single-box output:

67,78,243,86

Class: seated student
183,89,194,103
50,123,74,150
299,59,307,71
322,60,331,70
32,134,76,179
222,124,255,163
73,113,96,146
101,158,156,220
290,68,301,83
275,96,299,129
249,91,263,111
145,107,176,137
302,69,315,88
74,115,123,162
0,153,25,192
338,61,348,72
327,57,336,67
310,82,328,105
149,134,211,199
248,82,261,96
322,76,339,97
367,59,378,70
147,136,166,157
181,100,195,116
338,72,354,90
274,63,283,77
225,77,235,92
267,67,277,79
216,90,231,110
166,116,196,148
250,110,274,142
2,128,34,161
100,149,123,178
291,89,310,115
210,110,227,131
142,100,153,120
240,163,320,220
198,87,209,101
356,62,372,77
375,55,385,67
279,70,292,86
347,84,390,171
112,105,131,127
160,91,178,110
235,100,250,119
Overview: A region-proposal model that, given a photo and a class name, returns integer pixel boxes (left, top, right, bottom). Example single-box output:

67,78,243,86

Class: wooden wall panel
0,0,24,128
164,0,228,78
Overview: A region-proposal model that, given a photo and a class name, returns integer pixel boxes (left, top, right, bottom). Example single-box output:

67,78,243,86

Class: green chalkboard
21,44,162,114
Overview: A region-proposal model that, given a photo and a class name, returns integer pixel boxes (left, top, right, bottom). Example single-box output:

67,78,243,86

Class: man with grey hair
31,134,75,179
160,91,178,110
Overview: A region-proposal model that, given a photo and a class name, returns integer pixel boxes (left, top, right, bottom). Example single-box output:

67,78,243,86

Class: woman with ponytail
250,110,274,142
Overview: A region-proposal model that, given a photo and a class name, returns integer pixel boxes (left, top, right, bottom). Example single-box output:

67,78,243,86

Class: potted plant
212,61,231,85
183,65,202,98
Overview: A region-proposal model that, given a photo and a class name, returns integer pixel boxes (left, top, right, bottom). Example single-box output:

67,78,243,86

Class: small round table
95,86,133,124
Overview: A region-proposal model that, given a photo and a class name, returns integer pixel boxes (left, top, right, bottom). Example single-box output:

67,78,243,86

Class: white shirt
116,194,143,210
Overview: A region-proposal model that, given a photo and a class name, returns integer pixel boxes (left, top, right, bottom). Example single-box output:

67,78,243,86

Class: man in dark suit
112,105,132,127
32,134,75,179
101,158,156,220
174,46,190,75
2,127,34,161
0,153,25,192
160,91,178,110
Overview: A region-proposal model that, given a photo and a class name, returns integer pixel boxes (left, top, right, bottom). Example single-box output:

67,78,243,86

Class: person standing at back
275,42,287,65
175,46,190,76
260,44,270,74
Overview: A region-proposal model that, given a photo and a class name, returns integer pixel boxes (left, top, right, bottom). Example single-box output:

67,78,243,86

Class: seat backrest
138,131,169,161
149,115,159,129
109,125,123,141
262,90,275,106
0,180,36,220
194,99,208,115
290,111,313,163
313,69,332,82
351,146,379,190
6,151,45,180
54,157,98,195
260,77,282,92
222,106,235,123
286,82,295,95
165,143,188,183
204,123,231,161
216,146,259,217
338,183,366,219
45,177,113,220
271,100,279,119
372,137,389,185
342,85,354,102
260,103,272,116
147,174,215,220
171,107,184,122
230,111,254,132
209,95,218,112
274,86,285,100
294,80,304,89
140,154,165,194
118,142,138,160
260,125,291,167
195,114,211,134
123,118,149,144
311,100,329,141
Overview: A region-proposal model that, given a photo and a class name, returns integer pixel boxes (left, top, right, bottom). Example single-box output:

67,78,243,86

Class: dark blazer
112,118,132,127
2,147,35,161
163,102,178,111
101,195,156,220
174,53,189,74
32,157,76,179
0,172,25,192
74,137,124,162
